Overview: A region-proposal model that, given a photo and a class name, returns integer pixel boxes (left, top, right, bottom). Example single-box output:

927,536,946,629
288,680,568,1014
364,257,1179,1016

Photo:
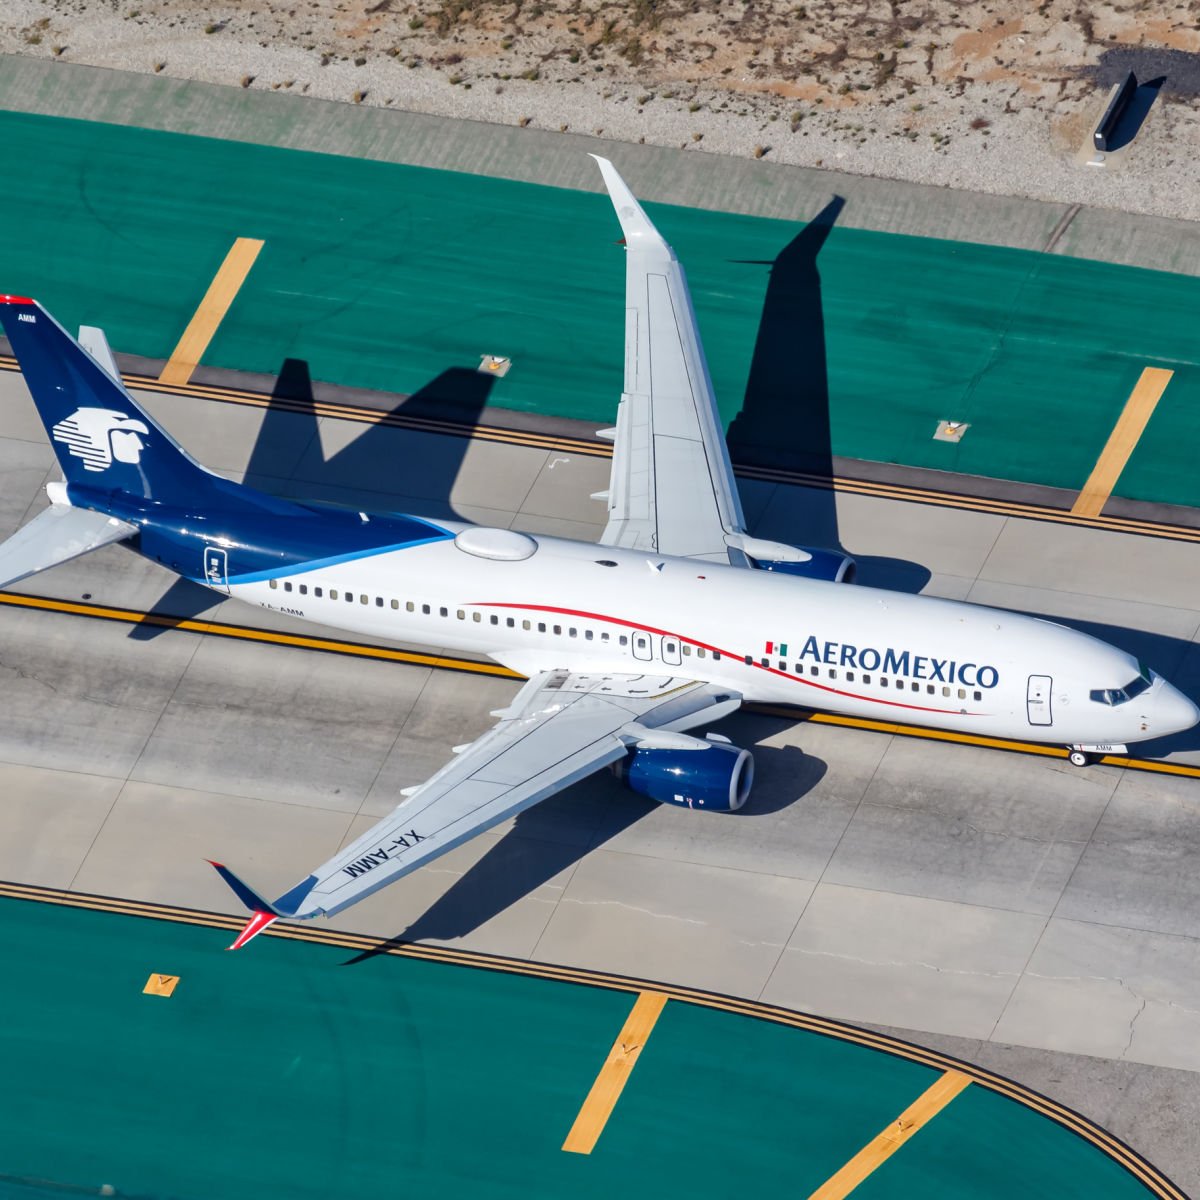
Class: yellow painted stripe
0,883,1184,1200
807,1070,972,1200
1072,367,1173,517
562,990,668,1154
4,353,1200,545
159,238,264,386
3,589,1198,779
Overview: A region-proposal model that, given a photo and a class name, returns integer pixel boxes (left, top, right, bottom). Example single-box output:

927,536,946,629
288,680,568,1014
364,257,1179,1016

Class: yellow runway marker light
143,973,179,997
159,237,264,387
807,1069,971,1200
1072,366,1173,518
562,990,667,1155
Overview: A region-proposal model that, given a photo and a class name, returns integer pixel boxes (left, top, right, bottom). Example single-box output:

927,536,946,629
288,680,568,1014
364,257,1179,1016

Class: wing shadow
725,196,931,594
341,726,826,962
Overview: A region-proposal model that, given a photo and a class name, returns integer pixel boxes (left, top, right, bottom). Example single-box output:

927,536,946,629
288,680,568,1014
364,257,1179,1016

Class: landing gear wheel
1068,750,1090,768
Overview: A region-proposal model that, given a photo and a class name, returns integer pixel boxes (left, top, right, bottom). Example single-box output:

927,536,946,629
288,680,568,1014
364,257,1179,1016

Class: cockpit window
1090,671,1153,707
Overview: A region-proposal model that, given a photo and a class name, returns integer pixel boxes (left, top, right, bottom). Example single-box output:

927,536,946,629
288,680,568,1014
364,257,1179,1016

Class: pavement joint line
806,1070,973,1200
562,990,668,1154
1072,366,1174,518
158,237,265,387
3,589,1197,779
3,355,1200,544
0,881,1183,1200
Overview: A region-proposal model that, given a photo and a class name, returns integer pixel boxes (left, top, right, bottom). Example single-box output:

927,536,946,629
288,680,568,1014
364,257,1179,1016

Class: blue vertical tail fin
0,295,294,513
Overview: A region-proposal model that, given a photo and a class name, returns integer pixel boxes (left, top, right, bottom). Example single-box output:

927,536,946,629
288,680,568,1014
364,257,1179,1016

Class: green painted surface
0,898,1166,1199
3,109,1200,507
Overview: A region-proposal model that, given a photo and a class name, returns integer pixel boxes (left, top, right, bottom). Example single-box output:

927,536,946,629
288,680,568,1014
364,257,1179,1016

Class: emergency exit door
1027,675,1053,726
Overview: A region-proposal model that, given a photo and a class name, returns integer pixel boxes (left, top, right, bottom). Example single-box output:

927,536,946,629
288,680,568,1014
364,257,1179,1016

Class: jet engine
614,734,754,812
726,533,855,583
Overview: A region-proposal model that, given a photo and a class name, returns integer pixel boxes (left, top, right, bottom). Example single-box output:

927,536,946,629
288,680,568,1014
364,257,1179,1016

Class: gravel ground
2,0,1200,222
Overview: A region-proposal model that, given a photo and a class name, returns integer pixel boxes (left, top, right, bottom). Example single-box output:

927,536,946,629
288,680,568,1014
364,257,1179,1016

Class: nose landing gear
1066,742,1127,767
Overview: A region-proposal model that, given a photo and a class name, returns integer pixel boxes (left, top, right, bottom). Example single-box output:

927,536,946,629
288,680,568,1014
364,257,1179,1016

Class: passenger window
376,597,384,607
926,685,934,694
538,623,547,633
346,592,355,603
697,647,705,658
619,635,628,646
406,601,414,612
390,599,398,609
457,609,465,619
585,630,593,640
360,595,369,605
315,587,323,598
760,656,769,667
473,612,482,623
522,620,531,631
957,688,966,699
911,681,919,692
299,584,307,595
779,661,787,671
809,666,819,677
284,581,293,592
330,589,339,600
744,655,753,665
713,651,721,661
507,618,515,628
269,579,278,590
439,607,448,617
422,604,430,615
553,625,562,635
829,669,837,680
881,678,888,688
942,686,950,697
973,690,982,702
491,615,499,625
569,628,578,638
846,671,854,682
601,632,609,642
862,675,870,684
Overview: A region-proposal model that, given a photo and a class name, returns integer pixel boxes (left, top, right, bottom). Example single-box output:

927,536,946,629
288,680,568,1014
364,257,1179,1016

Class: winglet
589,155,668,254
208,860,282,950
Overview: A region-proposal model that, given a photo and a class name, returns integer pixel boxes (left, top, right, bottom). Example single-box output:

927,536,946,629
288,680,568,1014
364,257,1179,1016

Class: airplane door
632,631,653,661
661,636,682,666
203,547,230,595
1027,675,1052,726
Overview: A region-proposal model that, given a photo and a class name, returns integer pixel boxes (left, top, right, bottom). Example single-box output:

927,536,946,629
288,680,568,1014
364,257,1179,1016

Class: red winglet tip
206,859,224,868
0,295,35,305
228,910,278,951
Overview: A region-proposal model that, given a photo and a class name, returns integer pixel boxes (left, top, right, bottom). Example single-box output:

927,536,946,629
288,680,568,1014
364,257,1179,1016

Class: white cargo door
1027,675,1053,726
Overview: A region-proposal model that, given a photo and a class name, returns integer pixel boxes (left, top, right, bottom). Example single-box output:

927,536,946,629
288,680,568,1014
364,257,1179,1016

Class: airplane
0,156,1195,950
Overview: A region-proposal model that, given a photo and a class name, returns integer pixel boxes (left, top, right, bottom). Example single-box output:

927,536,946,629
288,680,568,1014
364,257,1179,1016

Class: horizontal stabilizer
0,503,137,589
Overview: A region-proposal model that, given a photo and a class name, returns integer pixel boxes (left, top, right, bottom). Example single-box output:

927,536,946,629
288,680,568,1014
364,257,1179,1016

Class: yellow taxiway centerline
2,589,1198,778
807,1070,972,1200
1072,366,1173,518
562,989,667,1154
159,237,265,387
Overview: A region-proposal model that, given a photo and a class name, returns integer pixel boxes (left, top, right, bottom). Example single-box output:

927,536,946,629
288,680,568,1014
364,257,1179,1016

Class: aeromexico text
776,637,1001,689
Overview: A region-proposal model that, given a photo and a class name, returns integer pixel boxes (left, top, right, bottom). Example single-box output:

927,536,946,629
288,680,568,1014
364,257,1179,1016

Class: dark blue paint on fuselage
69,483,451,583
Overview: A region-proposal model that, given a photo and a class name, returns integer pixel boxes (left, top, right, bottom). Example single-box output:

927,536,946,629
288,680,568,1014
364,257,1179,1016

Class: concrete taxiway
1,370,1200,1189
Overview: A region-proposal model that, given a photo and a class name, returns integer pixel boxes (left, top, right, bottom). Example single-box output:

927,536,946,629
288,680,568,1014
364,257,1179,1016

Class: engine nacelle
614,735,754,812
726,533,855,583
752,547,856,583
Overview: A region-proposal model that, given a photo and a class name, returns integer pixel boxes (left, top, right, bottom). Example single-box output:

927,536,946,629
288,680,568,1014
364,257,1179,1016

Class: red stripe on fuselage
470,601,980,717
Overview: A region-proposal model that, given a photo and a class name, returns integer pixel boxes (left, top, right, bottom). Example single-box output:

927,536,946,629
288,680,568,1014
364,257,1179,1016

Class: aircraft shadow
342,734,825,961
725,196,931,595
128,355,496,636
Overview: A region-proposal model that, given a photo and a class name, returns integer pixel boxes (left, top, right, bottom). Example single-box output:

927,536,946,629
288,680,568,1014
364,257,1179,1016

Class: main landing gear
1068,749,1091,768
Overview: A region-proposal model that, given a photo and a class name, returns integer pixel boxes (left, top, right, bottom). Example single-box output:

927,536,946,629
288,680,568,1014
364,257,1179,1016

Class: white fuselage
222,520,1193,749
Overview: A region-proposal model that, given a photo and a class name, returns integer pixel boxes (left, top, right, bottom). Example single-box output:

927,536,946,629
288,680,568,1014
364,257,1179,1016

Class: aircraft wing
592,156,747,563
213,669,742,946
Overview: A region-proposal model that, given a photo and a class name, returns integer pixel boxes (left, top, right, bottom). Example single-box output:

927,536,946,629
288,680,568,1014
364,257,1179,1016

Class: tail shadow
725,196,931,594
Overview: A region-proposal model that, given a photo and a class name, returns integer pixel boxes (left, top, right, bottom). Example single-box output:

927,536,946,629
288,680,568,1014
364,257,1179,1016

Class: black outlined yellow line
2,589,1196,779
0,880,1185,1200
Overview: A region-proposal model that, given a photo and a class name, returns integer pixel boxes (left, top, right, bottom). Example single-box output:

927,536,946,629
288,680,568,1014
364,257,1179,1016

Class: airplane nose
1156,682,1200,735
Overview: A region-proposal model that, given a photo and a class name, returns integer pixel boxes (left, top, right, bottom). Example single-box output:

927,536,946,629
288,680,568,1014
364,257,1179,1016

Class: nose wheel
1068,749,1091,768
